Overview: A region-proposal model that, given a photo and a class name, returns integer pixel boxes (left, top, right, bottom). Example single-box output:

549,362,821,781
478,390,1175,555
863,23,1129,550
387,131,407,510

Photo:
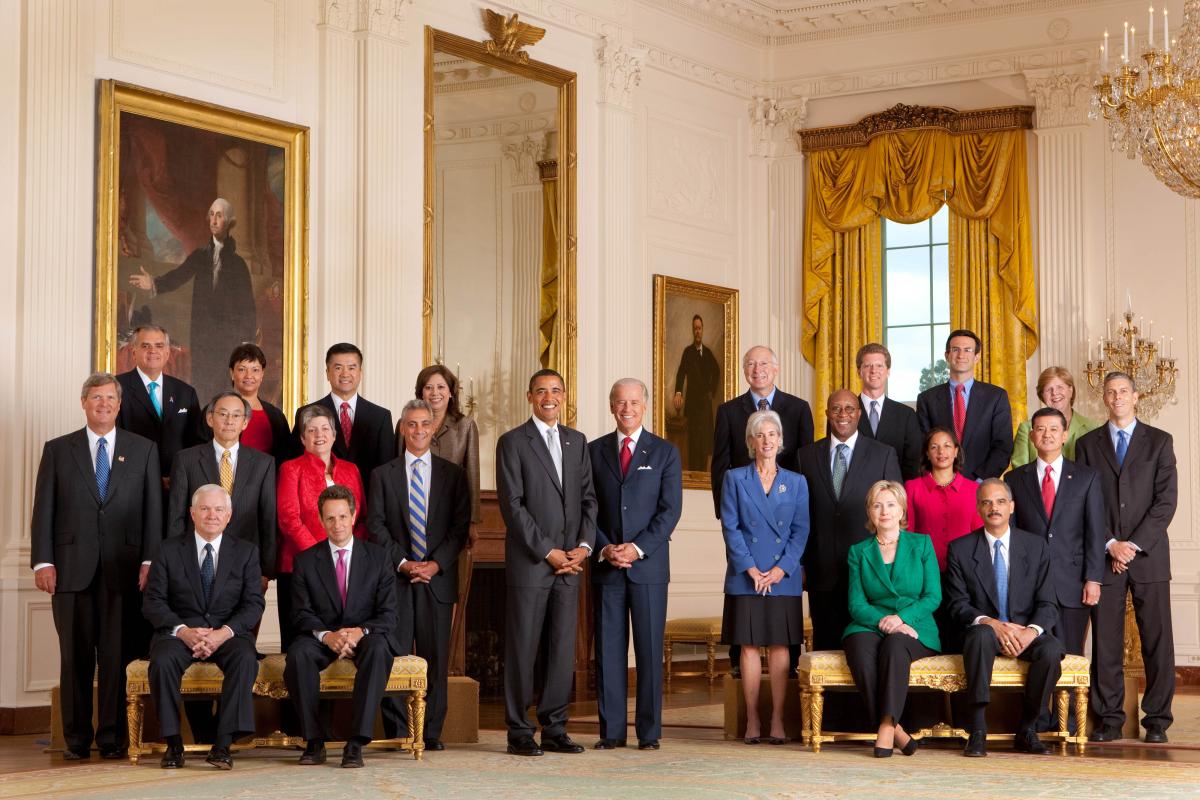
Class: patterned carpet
4,730,1199,800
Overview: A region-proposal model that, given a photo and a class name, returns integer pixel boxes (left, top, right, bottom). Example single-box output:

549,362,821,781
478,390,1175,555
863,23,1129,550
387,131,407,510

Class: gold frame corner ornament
481,9,546,64
423,24,577,424
94,80,309,418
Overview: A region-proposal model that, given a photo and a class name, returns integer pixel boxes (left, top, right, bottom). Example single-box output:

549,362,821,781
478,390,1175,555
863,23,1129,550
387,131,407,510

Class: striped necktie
95,436,110,501
410,459,428,560
219,449,234,496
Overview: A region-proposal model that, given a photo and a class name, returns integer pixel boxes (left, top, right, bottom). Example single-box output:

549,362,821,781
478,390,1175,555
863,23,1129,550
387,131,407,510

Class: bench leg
706,642,717,684
800,688,811,746
407,689,427,761
126,691,144,766
1056,690,1069,755
1074,686,1088,754
663,641,673,687
810,686,824,754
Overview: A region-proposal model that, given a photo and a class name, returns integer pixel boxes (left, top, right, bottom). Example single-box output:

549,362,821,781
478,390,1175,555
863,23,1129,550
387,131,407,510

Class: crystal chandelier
1085,296,1179,418
1091,1,1200,198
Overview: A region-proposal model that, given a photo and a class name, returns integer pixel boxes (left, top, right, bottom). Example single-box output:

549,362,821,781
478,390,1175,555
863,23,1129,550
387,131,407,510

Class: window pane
932,245,949,323
884,217,929,248
933,324,951,361
930,205,949,244
885,248,932,327
884,326,929,403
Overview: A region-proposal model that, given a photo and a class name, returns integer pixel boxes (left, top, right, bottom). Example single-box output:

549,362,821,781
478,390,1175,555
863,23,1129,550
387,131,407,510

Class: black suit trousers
594,580,668,742
51,569,130,751
505,578,579,742
275,573,298,653
843,632,936,724
962,625,1065,730
1092,575,1175,729
284,633,394,743
149,636,258,740
809,586,852,653
1055,606,1092,657
383,582,453,740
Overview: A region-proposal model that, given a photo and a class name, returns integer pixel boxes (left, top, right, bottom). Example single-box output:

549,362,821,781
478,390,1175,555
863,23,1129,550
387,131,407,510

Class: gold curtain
539,177,559,368
801,128,1036,422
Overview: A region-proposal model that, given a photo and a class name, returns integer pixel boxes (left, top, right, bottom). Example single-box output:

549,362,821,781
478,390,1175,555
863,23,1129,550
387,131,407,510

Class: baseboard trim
0,706,51,735
1175,667,1200,686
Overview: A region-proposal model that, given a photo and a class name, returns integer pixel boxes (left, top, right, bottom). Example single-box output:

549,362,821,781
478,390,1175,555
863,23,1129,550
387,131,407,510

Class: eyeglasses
212,411,246,421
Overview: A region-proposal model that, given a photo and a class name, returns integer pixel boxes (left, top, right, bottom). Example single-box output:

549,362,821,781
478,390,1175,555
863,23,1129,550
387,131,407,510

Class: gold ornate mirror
423,18,576,490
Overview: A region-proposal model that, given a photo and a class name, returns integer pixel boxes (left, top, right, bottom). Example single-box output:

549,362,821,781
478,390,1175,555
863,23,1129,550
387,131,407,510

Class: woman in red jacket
275,403,365,650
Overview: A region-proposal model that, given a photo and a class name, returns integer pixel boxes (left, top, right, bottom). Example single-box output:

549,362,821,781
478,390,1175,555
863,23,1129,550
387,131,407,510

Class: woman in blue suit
720,409,810,745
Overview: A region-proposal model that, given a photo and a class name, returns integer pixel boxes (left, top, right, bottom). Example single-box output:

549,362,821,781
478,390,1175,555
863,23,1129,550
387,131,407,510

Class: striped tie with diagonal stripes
409,458,428,560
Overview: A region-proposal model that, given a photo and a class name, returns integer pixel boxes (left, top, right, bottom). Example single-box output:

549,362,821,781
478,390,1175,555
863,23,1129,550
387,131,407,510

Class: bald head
827,388,861,441
742,345,780,393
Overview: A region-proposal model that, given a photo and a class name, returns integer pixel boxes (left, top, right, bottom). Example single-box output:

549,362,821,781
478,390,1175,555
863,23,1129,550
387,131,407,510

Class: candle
1165,9,1170,54
1125,20,1130,62
1170,337,1174,358
1150,7,1155,50
1106,315,1112,338
1126,290,1133,313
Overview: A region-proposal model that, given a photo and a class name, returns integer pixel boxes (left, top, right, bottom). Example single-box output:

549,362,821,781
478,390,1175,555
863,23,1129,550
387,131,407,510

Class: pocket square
177,408,188,414
637,465,653,471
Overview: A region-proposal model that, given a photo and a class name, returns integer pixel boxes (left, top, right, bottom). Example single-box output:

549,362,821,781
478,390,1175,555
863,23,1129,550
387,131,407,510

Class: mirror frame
423,26,578,425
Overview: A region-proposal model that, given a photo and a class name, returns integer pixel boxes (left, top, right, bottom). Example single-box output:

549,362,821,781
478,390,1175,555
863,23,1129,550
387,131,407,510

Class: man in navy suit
915,329,1012,480
589,379,682,751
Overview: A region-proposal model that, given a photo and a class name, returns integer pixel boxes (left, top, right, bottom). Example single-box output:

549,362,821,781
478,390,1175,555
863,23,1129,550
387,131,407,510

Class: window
882,206,950,402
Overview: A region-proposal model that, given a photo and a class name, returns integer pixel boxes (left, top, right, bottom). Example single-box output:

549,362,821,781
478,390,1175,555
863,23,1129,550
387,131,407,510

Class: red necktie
1042,465,1056,519
620,436,633,476
953,384,966,444
340,401,353,445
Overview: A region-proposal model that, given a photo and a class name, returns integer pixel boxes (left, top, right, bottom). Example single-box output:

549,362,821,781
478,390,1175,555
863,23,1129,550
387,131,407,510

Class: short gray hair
744,409,783,458
609,377,649,404
206,390,251,417
191,483,231,508
976,477,1012,501
132,324,171,348
80,372,121,401
211,197,236,223
400,398,434,419
297,403,336,432
743,345,779,368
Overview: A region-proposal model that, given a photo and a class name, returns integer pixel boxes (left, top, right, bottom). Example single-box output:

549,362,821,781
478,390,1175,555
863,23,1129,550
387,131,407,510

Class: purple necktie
335,548,348,607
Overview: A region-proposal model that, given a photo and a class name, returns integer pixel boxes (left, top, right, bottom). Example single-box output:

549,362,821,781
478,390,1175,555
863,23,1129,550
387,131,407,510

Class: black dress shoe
964,730,987,757
1089,724,1123,743
298,741,327,765
1014,729,1050,754
873,746,893,758
99,746,127,760
1144,725,1168,744
341,741,364,768
62,747,90,761
730,665,742,679
423,738,445,751
637,740,660,750
507,737,544,757
206,746,233,770
159,745,185,769
594,738,627,749
899,736,919,756
540,733,585,754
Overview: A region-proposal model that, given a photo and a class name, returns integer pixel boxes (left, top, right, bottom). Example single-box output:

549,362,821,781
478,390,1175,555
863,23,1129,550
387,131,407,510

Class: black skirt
720,593,806,646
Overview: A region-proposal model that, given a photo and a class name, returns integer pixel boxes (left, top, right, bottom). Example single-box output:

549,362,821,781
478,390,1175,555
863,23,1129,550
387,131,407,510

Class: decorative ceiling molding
797,102,1033,152
749,96,808,157
639,41,765,98
1023,65,1093,129
319,0,413,40
596,35,648,109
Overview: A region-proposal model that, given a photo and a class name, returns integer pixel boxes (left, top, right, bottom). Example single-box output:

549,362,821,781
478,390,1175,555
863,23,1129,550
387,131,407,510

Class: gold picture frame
95,80,308,415
653,275,739,490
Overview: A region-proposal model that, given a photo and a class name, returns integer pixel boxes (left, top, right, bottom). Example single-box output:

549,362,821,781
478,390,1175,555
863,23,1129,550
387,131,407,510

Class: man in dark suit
368,399,470,751
944,479,1065,757
497,369,598,757
293,342,395,491
915,329,1012,480
1075,371,1178,744
143,485,265,769
671,314,721,471
285,485,399,768
798,389,902,651
31,373,162,760
589,379,682,751
1004,407,1105,655
127,198,257,402
856,343,922,481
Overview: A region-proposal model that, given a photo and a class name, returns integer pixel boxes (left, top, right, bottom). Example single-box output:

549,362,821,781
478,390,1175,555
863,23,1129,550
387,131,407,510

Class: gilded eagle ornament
482,9,545,63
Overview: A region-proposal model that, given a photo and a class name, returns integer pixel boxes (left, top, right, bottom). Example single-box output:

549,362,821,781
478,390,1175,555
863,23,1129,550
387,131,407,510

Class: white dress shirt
599,428,646,562
316,537,356,643
329,393,359,423
172,533,232,638
860,392,886,421
828,431,858,472
1034,454,1063,493
973,527,1042,635
213,440,240,473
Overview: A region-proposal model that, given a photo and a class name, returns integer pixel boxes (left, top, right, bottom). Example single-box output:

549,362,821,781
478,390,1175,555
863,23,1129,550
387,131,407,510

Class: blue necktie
1116,429,1129,468
410,460,428,560
148,381,162,419
200,543,215,607
993,539,1009,623
95,436,110,501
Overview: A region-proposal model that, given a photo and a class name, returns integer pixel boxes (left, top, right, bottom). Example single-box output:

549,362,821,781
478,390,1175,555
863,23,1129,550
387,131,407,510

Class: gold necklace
875,535,899,546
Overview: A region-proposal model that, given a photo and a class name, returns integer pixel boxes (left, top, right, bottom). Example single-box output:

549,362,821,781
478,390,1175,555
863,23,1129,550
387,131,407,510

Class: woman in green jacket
1011,367,1100,467
843,480,941,758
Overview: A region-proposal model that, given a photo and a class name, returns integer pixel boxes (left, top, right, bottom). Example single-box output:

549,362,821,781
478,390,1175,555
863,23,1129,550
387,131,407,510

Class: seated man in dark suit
855,343,922,481
944,479,1065,757
143,485,265,769
285,485,398,768
915,330,1012,480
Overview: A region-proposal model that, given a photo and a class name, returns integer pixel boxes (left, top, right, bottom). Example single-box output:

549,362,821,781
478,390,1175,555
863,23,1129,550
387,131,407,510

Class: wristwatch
361,627,369,636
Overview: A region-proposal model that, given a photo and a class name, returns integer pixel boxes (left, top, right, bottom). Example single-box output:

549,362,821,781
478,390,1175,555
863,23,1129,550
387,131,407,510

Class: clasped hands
876,614,918,639
984,618,1038,656
177,625,233,659
1108,540,1138,574
601,543,639,569
746,566,785,595
400,560,441,584
321,626,365,658
546,547,589,575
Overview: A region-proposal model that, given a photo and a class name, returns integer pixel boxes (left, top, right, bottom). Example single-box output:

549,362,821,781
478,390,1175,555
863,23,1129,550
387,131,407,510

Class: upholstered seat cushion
126,652,428,695
664,617,724,640
797,650,1090,686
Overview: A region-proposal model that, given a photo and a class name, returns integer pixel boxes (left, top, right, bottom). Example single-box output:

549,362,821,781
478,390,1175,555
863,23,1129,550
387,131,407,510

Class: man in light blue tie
367,399,471,750
944,479,1065,757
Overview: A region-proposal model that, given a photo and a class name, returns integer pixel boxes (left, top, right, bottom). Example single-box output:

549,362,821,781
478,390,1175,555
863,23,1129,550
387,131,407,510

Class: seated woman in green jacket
1011,367,1099,467
843,480,941,758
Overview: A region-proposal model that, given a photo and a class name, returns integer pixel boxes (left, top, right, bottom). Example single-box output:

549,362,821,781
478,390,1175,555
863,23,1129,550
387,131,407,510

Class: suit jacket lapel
1093,426,1120,475
1010,532,1032,601
741,468,774,527
525,421,563,494
962,384,985,441
181,537,206,609
1020,466,1049,525
200,447,221,487
625,437,651,480
208,538,235,607
129,374,159,423
70,431,103,506
105,432,135,507
315,546,343,613
598,433,622,483
862,538,895,595
344,545,368,612
1122,424,1147,470
161,375,178,418
972,533,1001,613
815,439,836,500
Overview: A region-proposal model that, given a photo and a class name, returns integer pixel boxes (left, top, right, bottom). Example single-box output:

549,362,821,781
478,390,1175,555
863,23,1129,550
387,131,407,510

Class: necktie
546,427,563,483
335,548,348,607
340,402,353,445
148,381,162,419
219,449,234,495
757,398,768,412
1041,465,1056,518
200,543,215,607
619,436,633,477
409,460,428,560
95,436,110,501
993,539,1009,622
869,400,880,435
953,384,966,444
832,443,848,499
1116,429,1129,467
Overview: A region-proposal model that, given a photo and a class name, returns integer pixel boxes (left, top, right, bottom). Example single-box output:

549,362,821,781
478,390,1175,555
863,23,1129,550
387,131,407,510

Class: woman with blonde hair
1011,367,1099,467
